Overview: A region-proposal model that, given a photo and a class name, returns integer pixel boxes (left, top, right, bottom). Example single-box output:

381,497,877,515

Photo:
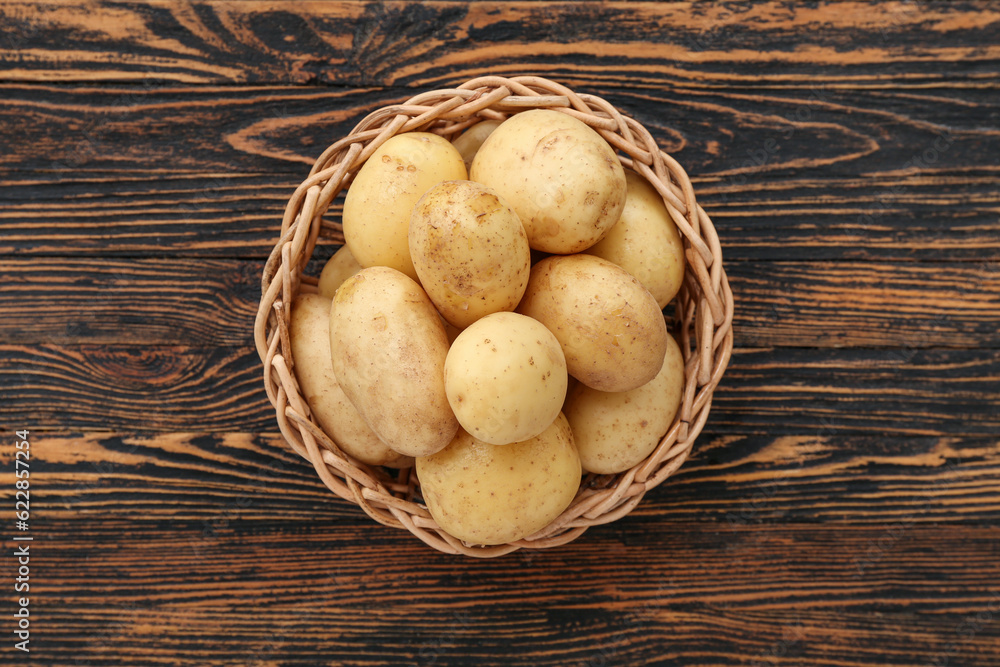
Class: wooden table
2,2,998,665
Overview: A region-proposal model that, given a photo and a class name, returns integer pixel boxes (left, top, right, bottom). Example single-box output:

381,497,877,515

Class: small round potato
409,180,531,328
565,334,685,474
290,294,412,468
470,109,626,254
586,169,686,309
416,414,581,546
342,132,467,281
318,245,363,299
517,254,668,392
329,266,459,457
444,312,567,446
451,119,502,171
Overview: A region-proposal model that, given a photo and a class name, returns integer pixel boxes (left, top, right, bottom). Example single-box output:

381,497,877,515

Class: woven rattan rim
254,75,734,558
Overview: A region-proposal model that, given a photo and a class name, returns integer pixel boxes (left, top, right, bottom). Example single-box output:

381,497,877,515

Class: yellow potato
470,109,626,254
517,254,668,392
409,180,530,328
586,169,686,308
416,414,581,545
565,334,685,474
317,245,363,299
289,294,412,468
329,267,459,457
444,312,567,445
451,119,502,170
342,132,467,281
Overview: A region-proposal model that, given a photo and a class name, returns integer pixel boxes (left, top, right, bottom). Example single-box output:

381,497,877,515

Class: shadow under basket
254,75,734,558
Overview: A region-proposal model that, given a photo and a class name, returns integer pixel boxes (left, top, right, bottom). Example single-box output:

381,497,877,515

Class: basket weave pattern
254,76,734,557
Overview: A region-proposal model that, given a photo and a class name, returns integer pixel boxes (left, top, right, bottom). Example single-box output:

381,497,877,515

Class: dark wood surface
2,2,999,665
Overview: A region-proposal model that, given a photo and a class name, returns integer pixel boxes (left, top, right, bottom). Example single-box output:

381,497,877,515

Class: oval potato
470,109,626,254
329,266,459,457
290,294,412,468
565,334,685,474
416,414,581,546
318,245,363,299
517,254,668,392
409,180,531,328
342,132,467,281
586,169,686,309
444,312,567,445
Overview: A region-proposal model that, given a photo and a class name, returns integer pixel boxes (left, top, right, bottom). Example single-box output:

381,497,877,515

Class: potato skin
318,245,363,299
565,334,685,474
409,180,531,329
444,312,567,446
517,254,668,392
342,132,467,282
470,109,626,254
329,266,459,457
451,119,502,171
289,294,412,468
416,414,581,546
586,170,686,309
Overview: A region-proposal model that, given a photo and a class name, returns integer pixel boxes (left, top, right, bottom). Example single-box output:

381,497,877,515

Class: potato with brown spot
329,266,459,457
415,414,581,546
290,293,412,468
470,109,626,254
517,254,668,392
342,132,467,281
409,180,530,329
565,334,685,474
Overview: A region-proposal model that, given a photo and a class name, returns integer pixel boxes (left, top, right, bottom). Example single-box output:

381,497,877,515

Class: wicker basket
254,75,734,557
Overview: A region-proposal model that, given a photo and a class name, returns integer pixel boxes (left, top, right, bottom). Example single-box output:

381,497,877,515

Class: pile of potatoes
290,109,686,546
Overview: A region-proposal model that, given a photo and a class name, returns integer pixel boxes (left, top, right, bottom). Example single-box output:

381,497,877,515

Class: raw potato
318,245,363,299
444,312,567,445
565,334,685,474
470,109,626,254
451,119,502,170
342,132,467,281
586,169,686,309
518,254,668,392
416,414,581,546
289,294,412,468
409,180,531,328
329,266,459,457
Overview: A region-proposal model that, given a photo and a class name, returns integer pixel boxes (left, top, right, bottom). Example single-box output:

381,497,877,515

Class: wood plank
2,1,998,85
713,347,1000,438
18,432,1000,525
0,173,297,259
2,345,997,435
0,258,262,346
732,260,1000,349
15,518,1000,666
2,258,998,348
1,81,996,181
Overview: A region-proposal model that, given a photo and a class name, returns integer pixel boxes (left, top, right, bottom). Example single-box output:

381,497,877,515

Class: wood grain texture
2,345,997,435
1,80,996,180
5,518,999,666
2,1,999,86
0,258,261,345
16,432,1000,525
